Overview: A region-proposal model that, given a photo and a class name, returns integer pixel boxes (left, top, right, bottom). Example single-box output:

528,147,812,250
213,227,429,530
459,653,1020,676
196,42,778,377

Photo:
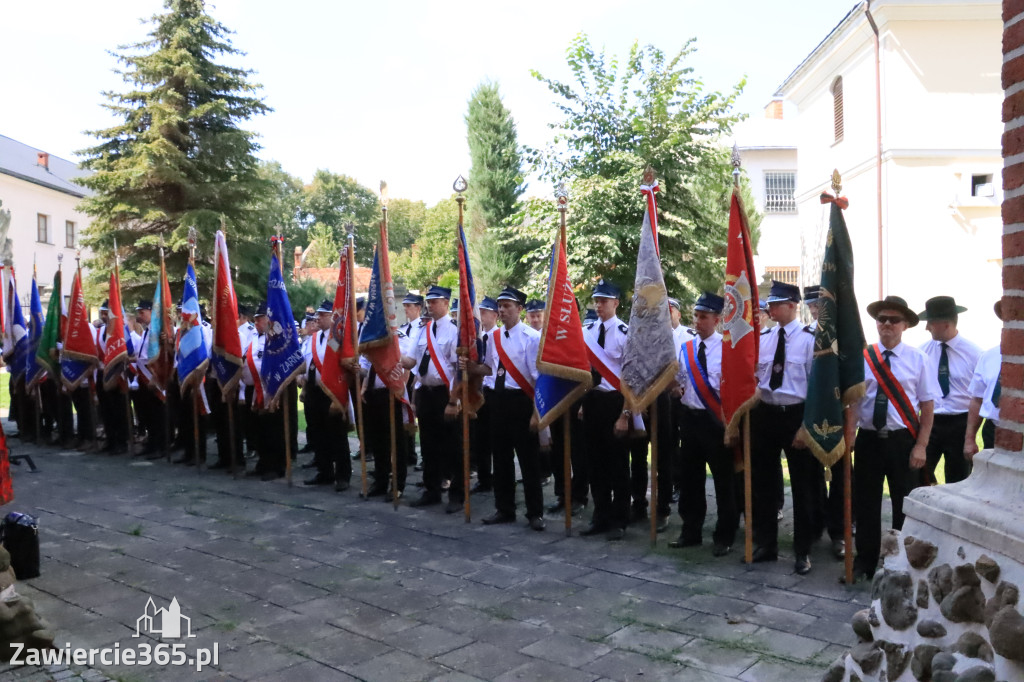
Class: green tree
511,34,760,308
385,198,426,253
76,0,272,304
301,222,341,269
300,170,379,265
392,196,460,294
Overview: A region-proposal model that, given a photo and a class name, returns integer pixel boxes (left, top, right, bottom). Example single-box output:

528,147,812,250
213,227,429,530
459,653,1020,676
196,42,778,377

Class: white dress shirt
584,315,628,393
672,324,694,355
304,330,328,386
757,318,814,406
969,344,1001,422
919,333,982,415
484,321,539,391
479,324,498,389
241,333,265,386
676,331,722,411
857,341,942,430
410,316,458,388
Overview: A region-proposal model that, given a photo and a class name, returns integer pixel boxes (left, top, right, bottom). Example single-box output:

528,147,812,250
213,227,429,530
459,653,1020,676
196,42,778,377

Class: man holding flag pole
209,228,244,474
60,252,98,449
176,228,211,467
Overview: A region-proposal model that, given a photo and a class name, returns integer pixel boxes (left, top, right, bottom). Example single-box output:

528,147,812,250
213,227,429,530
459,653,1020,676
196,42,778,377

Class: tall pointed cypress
77,0,271,303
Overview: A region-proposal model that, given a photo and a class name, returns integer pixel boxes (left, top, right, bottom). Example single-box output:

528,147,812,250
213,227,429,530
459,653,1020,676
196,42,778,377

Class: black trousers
924,412,971,485
415,385,462,501
471,387,494,487
671,399,686,491
751,402,821,555
56,386,74,442
304,380,330,474
491,389,543,519
550,400,588,506
180,384,208,463
98,383,128,448
652,392,675,518
824,459,851,542
853,428,917,575
583,390,630,530
257,383,298,475
70,386,94,442
366,388,406,491
311,381,350,482
982,419,996,449
678,406,738,546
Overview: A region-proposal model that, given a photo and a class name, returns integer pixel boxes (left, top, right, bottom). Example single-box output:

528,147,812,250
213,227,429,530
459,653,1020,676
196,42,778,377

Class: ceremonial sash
424,320,451,386
493,328,535,398
865,344,919,439
311,335,325,385
245,341,264,409
682,340,722,423
583,328,621,390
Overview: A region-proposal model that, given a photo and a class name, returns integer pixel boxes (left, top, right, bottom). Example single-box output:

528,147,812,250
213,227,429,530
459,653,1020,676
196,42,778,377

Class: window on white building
37,214,50,244
765,266,800,286
764,172,797,214
65,220,76,248
831,76,844,144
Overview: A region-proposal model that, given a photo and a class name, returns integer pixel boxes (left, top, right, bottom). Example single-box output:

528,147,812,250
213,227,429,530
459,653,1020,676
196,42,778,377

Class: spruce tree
77,0,272,304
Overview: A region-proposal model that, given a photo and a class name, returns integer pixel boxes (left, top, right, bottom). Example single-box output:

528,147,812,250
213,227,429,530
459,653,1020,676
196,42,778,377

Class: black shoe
261,470,284,481
445,500,463,514
606,527,625,541
410,493,442,508
712,543,732,557
470,482,492,495
300,461,317,470
832,539,846,560
546,499,565,514
751,546,779,563
304,474,333,486
208,461,231,471
795,555,812,575
334,480,350,492
579,522,609,537
528,516,546,532
364,486,387,498
656,515,670,533
482,511,515,525
669,535,701,549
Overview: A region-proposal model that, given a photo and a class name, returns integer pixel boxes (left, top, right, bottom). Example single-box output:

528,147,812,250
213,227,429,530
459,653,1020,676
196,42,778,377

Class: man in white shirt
750,281,817,575
917,296,982,485
850,295,939,581
401,285,463,512
302,300,351,490
965,300,1004,456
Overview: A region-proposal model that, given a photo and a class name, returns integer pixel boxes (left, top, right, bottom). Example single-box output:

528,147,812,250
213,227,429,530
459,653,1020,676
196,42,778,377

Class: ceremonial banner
60,267,98,390
260,246,304,409
24,272,46,390
7,273,27,385
455,217,484,414
176,262,209,393
35,269,62,381
535,237,592,429
720,189,760,442
210,231,243,397
358,240,406,398
102,269,129,391
621,178,678,413
798,192,865,466
144,251,175,395
320,245,353,412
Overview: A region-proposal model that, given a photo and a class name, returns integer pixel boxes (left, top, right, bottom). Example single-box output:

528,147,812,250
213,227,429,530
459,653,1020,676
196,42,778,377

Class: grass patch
128,524,143,536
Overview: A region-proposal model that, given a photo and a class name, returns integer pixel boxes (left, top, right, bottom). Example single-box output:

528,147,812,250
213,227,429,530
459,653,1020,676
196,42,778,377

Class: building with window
0,134,93,304
769,0,1003,345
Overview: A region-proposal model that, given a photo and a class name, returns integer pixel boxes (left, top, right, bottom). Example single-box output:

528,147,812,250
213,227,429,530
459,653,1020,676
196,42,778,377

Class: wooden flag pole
347,234,368,499
844,437,854,585
743,413,753,564
379,191,400,510
556,182,573,537
649,407,659,546
455,177,471,524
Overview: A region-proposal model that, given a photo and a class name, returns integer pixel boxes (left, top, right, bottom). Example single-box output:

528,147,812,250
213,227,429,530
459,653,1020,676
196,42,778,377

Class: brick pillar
1000,0,1024,452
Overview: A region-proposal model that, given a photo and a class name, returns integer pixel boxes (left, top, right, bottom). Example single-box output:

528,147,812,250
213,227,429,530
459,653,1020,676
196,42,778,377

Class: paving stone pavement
0,436,876,681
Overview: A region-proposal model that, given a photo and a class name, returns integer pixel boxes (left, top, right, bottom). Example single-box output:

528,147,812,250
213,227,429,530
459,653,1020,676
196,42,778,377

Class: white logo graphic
134,597,196,640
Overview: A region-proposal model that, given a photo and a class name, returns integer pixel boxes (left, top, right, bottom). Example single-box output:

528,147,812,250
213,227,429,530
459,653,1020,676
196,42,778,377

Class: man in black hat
477,287,546,530
470,296,499,494
965,301,1004,455
301,299,351,490
525,299,545,332
580,279,632,541
917,295,981,486
750,280,818,574
401,285,463,511
670,292,737,555
851,295,939,581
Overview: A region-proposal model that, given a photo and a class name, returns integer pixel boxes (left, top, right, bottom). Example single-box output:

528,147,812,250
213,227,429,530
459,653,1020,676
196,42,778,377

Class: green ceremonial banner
798,192,866,468
36,269,62,379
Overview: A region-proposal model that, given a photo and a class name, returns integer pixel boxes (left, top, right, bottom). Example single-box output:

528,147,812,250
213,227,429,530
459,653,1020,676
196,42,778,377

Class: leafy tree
256,160,305,255
509,34,760,308
300,170,379,265
392,197,460,294
385,198,426,253
300,222,342,269
76,0,273,304
287,276,331,321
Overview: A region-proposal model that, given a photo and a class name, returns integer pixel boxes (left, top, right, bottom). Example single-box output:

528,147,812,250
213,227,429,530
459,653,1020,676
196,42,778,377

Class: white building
0,134,93,305
766,0,1003,346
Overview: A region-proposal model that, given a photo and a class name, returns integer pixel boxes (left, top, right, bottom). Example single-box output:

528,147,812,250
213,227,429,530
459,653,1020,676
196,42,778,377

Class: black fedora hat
918,295,966,322
867,295,919,328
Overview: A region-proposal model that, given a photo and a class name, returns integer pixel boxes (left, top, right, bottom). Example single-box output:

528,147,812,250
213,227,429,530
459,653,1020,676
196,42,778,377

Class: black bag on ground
1,512,40,579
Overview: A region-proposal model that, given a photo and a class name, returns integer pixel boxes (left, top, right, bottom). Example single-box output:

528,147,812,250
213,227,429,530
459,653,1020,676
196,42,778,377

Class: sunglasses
876,315,905,325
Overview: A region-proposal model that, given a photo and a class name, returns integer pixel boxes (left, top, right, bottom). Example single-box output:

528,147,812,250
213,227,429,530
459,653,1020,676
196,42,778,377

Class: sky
1,0,852,204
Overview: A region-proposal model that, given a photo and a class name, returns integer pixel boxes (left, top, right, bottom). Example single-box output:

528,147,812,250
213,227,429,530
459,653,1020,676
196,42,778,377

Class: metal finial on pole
380,180,389,212
831,169,843,195
732,143,742,188
187,226,197,262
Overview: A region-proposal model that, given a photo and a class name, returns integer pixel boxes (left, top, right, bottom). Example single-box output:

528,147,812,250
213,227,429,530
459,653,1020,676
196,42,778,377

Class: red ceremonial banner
62,268,98,369
537,238,591,381
720,190,760,442
103,269,129,390
212,231,243,396
320,246,353,412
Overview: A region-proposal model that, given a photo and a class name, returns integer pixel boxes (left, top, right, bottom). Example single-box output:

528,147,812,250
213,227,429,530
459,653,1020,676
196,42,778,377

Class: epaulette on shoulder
761,327,771,335
417,319,427,328
247,322,255,330
617,323,628,334
396,329,407,339
584,321,595,329
686,328,697,336
803,325,814,334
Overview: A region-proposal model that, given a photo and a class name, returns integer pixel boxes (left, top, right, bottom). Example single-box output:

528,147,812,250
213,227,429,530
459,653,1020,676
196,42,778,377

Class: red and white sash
584,324,621,390
493,328,535,398
245,340,264,409
424,320,451,386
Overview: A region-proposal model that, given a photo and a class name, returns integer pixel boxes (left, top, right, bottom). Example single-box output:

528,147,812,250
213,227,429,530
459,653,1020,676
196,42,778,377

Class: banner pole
649,407,659,546
462,362,471,523
228,395,238,477
283,394,292,487
844,439,854,585
563,413,572,537
89,376,99,453
124,377,134,457
192,388,201,470
389,395,398,510
348,236,368,499
743,412,753,564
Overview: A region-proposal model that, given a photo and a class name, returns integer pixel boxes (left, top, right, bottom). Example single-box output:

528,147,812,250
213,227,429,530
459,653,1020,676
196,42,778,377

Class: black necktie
598,322,606,348
992,374,1001,408
872,350,893,431
938,342,950,398
698,341,708,375
495,330,509,391
417,322,433,376
591,323,604,387
769,328,786,390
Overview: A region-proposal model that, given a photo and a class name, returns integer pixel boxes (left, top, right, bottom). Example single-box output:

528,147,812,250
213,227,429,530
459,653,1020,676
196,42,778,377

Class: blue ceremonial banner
358,247,390,348
9,279,27,385
176,262,209,393
260,250,304,409
24,273,46,389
